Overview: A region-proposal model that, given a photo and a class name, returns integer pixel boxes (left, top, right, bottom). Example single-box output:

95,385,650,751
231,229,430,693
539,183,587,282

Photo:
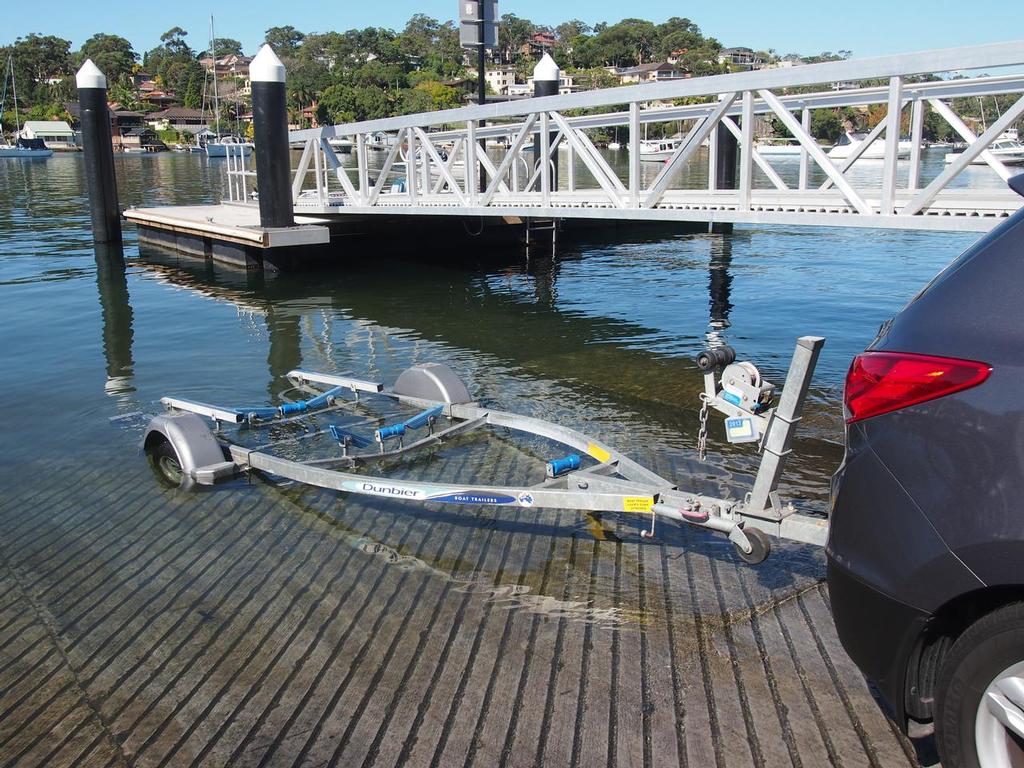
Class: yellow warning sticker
623,496,655,513
587,443,611,463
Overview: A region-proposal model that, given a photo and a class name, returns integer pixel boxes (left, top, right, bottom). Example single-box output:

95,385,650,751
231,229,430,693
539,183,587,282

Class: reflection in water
707,235,733,347
94,243,135,398
267,307,303,400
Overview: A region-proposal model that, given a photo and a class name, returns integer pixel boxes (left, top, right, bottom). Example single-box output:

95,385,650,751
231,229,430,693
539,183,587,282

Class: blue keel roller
546,453,581,478
375,423,406,442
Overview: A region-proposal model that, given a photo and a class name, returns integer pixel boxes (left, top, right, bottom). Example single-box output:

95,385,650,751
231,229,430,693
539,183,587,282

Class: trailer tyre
147,436,186,488
735,527,770,564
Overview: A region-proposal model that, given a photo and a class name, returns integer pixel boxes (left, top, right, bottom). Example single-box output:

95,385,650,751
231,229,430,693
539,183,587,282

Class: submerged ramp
0,443,924,767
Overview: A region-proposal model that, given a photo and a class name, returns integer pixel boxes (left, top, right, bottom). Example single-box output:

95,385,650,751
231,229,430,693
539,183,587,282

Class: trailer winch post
744,336,825,521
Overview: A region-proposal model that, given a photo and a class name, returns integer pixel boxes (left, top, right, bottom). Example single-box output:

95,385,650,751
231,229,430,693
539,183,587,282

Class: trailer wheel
735,527,771,564
146,436,186,488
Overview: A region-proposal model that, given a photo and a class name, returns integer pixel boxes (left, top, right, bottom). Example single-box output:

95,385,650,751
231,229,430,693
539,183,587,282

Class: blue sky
3,0,1022,60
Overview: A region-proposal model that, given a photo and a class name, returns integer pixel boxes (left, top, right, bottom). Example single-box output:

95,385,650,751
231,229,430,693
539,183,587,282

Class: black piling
532,54,559,192
250,45,294,230
710,122,738,234
76,60,121,244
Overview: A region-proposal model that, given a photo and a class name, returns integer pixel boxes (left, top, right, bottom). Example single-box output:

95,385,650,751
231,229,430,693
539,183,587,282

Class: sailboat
204,16,253,158
0,56,54,158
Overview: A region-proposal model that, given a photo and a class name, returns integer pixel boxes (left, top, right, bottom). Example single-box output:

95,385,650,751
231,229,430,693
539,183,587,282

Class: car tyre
936,602,1024,768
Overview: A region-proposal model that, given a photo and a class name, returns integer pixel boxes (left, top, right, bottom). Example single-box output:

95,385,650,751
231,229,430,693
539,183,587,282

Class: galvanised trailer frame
144,337,827,564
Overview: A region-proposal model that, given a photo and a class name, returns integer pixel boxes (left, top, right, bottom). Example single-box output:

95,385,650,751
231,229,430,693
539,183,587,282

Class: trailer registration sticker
725,417,759,443
623,496,655,512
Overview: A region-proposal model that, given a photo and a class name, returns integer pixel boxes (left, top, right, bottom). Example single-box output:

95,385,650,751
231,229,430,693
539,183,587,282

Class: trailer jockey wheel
735,527,771,564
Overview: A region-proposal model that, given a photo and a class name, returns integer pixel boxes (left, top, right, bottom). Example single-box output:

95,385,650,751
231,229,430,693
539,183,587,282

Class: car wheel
936,602,1024,768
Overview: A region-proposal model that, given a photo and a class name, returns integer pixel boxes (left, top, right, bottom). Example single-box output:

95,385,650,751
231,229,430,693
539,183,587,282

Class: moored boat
0,137,53,159
0,57,53,159
205,135,253,157
944,137,1024,165
827,131,911,160
637,138,680,161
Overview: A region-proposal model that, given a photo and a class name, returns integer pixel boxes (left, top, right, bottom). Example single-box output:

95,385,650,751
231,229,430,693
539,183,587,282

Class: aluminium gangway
228,41,1024,234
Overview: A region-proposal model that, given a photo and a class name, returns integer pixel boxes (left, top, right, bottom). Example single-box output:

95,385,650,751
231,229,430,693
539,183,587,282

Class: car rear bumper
826,556,930,728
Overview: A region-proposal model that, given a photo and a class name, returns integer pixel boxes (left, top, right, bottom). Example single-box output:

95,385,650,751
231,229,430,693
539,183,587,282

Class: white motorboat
205,135,253,157
327,137,353,154
607,141,622,151
367,132,390,151
827,131,911,161
637,138,680,161
0,56,53,159
943,138,1024,165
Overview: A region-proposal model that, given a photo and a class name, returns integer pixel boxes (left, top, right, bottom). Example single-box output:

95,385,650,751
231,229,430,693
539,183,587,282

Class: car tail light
845,351,991,424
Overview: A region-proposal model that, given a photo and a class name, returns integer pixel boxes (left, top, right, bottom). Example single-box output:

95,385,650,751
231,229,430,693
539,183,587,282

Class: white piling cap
533,53,560,81
76,59,107,90
250,44,286,83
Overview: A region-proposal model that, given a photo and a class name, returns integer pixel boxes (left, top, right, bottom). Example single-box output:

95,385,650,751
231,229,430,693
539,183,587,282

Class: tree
655,17,705,58
265,26,305,56
159,27,191,57
412,80,460,111
498,14,534,64
79,33,137,84
811,109,843,142
212,38,243,57
555,20,591,41
318,83,391,123
577,19,657,67
397,87,434,115
183,71,204,109
109,74,140,110
1,34,72,107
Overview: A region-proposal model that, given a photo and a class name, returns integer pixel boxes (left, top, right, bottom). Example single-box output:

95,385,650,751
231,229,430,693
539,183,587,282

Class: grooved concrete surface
0,445,926,768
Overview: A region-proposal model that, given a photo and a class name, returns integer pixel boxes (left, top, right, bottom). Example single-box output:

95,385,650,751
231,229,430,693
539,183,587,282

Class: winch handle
696,345,736,372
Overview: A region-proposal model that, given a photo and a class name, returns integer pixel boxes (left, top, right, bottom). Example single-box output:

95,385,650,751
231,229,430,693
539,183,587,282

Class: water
1,149,984,512
0,150,984,765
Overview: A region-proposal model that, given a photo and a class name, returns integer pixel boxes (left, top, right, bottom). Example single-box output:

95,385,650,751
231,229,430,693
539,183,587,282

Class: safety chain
697,393,710,461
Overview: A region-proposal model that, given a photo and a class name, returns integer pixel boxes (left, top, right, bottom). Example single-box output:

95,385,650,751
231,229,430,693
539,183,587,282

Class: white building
483,66,518,95
19,121,75,149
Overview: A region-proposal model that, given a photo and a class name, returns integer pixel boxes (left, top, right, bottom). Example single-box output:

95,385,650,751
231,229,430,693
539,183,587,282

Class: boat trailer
144,336,827,564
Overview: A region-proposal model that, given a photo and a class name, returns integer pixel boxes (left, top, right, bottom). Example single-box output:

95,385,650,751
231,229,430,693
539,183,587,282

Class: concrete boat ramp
0,440,932,767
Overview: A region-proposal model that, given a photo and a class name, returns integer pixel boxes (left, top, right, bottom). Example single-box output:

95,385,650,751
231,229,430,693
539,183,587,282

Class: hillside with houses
0,14,1009,151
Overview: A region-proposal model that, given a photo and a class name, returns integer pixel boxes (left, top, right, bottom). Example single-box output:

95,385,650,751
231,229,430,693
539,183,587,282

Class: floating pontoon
144,336,828,564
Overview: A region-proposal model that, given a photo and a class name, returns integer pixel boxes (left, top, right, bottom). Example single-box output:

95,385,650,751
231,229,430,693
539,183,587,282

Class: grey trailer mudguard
393,363,473,404
144,413,232,483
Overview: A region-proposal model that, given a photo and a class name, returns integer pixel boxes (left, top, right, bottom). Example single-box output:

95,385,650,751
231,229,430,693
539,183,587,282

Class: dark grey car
828,174,1024,768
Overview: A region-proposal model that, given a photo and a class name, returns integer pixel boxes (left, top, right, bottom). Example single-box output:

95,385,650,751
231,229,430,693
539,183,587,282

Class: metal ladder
525,217,558,255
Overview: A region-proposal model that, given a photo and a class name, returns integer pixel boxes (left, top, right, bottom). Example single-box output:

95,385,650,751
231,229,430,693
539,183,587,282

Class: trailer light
844,351,991,423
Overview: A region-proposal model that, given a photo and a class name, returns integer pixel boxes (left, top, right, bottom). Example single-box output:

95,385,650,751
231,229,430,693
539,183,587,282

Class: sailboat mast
0,58,9,142
10,57,20,138
210,15,220,135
